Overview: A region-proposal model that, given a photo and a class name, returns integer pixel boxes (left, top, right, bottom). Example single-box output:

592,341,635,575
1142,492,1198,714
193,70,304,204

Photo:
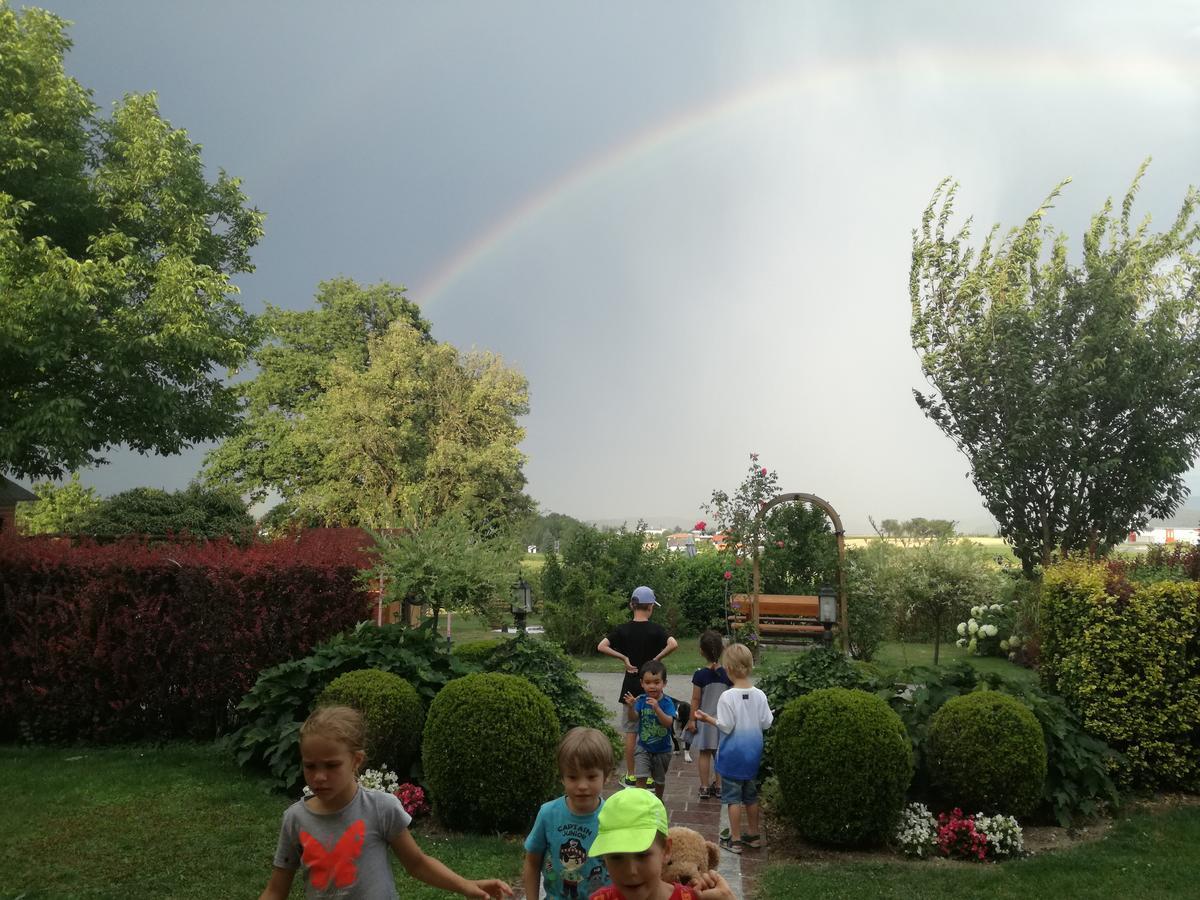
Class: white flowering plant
955,599,1022,657
894,802,939,858
302,764,399,799
975,813,1025,859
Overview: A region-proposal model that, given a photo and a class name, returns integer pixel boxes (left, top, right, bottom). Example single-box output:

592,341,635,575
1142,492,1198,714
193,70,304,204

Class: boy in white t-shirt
693,643,773,854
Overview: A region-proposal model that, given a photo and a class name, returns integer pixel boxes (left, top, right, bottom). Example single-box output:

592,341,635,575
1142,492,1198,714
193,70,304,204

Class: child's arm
522,851,543,900
646,695,674,729
686,683,703,732
653,635,679,660
691,869,737,900
624,692,639,720
258,866,295,900
597,637,637,673
391,829,514,898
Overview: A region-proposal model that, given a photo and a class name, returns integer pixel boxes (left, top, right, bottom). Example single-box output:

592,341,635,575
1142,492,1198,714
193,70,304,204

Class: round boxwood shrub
452,639,503,669
775,687,913,847
422,673,560,832
318,669,424,776
926,690,1047,817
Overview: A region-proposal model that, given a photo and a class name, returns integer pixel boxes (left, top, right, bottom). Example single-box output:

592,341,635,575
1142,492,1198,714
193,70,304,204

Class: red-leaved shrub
0,529,376,742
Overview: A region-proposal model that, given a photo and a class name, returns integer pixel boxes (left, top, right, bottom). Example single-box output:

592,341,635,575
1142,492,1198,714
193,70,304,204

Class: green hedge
1041,560,1200,790
422,673,560,833
926,691,1046,817
774,688,912,847
317,669,424,776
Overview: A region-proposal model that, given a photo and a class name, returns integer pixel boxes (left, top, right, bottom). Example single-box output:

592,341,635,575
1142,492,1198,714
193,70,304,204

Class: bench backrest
730,593,820,617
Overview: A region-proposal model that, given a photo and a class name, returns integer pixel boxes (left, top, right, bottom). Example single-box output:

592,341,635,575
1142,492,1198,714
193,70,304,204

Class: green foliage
0,5,263,480
317,669,424,776
774,688,913,847
14,472,99,534
758,501,838,596
483,634,621,753
521,511,588,554
422,673,560,832
926,691,1047,817
205,279,532,530
71,483,253,540
878,518,958,541
881,662,1122,827
452,639,504,669
229,621,469,788
539,526,669,653
759,647,878,714
897,539,1001,662
703,452,778,576
667,547,735,633
910,164,1200,576
1041,560,1200,790
370,510,520,619
844,542,905,660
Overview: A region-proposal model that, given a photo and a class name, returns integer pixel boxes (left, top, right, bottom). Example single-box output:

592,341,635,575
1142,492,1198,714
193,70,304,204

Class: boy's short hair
639,659,667,681
558,726,616,777
722,643,754,679
699,630,724,664
588,786,669,856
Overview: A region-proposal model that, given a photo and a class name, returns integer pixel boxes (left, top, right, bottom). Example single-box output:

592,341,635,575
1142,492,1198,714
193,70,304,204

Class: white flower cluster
893,802,938,858
976,813,1024,859
955,601,1019,656
358,765,400,793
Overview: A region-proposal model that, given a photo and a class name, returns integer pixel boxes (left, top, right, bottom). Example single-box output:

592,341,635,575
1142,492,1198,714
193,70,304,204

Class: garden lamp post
818,584,838,648
512,577,532,634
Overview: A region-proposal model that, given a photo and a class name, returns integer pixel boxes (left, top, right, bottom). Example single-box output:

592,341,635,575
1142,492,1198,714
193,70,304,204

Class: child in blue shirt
623,660,677,800
524,727,615,899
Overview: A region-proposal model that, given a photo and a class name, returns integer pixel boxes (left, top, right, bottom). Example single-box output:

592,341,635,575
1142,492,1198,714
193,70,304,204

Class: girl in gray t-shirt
259,705,513,899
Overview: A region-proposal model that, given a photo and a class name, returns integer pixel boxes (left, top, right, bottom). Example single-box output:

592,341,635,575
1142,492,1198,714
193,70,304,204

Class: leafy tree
759,501,837,595
900,539,1000,663
370,509,521,624
877,517,958,542
15,472,100,534
72,483,253,540
0,5,263,479
206,280,530,530
704,453,780,563
520,510,588,553
911,163,1200,576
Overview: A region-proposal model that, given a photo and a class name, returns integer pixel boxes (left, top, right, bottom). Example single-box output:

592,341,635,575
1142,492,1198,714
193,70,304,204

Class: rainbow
413,50,1198,308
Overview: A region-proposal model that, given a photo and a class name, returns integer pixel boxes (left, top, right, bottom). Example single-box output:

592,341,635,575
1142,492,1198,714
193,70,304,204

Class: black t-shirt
607,619,670,699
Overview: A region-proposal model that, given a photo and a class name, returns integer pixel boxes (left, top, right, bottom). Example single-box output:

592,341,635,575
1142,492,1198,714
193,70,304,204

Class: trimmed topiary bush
318,669,424,776
775,687,913,847
452,639,503,669
926,691,1047,817
422,672,559,832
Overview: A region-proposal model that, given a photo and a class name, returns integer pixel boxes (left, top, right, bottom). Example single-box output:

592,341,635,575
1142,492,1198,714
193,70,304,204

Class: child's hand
691,870,736,900
646,695,659,710
623,691,637,706
463,879,513,898
686,719,697,733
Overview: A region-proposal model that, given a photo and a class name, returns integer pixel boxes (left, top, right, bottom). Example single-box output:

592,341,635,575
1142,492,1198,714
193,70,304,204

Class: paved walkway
579,672,765,900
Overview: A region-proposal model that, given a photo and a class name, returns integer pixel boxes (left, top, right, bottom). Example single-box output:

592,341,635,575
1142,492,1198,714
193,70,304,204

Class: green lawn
0,743,523,899
757,805,1200,899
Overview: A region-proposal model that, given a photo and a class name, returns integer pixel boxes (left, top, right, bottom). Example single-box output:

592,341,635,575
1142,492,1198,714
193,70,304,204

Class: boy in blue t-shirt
524,727,615,899
623,659,677,800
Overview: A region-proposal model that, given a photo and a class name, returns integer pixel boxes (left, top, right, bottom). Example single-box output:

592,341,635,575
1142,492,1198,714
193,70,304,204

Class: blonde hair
558,727,616,777
721,643,754,679
300,704,367,755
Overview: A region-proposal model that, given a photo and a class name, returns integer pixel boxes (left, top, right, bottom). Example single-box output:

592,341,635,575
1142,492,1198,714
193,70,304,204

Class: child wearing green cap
586,790,734,900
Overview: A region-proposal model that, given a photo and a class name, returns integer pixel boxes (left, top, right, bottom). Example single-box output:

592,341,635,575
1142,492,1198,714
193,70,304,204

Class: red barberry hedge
0,529,376,742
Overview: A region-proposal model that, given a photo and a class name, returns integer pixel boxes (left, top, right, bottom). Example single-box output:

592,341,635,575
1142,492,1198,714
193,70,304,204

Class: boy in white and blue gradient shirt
693,643,773,854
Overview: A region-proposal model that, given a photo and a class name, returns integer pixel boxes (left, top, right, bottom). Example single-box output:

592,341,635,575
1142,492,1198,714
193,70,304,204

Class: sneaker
741,833,761,849
719,835,743,854
622,775,637,788
697,786,710,800
644,777,655,789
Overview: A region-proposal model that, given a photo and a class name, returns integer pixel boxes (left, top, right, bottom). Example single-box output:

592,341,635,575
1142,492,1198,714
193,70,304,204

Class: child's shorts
720,777,759,806
634,748,672,782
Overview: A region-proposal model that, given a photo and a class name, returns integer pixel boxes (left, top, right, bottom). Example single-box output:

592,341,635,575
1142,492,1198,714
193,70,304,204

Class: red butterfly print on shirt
300,819,366,889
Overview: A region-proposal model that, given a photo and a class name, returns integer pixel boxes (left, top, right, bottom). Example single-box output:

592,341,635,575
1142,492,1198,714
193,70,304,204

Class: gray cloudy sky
37,0,1200,532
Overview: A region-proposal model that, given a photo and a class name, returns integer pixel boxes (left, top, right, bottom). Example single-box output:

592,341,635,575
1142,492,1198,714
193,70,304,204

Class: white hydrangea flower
970,606,982,618
982,624,998,638
968,619,979,635
990,604,1003,613
956,638,968,648
957,622,968,636
1000,639,1010,651
969,637,978,653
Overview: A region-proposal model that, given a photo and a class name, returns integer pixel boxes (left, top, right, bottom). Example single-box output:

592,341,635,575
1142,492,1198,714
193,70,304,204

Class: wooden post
750,549,761,659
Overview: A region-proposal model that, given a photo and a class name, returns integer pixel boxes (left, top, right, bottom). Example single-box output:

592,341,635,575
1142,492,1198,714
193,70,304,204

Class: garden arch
749,492,849,653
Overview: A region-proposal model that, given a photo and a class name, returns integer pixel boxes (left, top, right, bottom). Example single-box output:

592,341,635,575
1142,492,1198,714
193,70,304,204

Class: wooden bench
728,593,829,638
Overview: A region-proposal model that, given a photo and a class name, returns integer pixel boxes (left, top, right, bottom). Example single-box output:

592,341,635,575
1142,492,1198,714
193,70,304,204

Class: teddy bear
663,826,721,886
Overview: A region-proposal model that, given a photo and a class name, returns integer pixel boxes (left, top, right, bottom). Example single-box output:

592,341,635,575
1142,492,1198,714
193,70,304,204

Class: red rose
723,570,732,580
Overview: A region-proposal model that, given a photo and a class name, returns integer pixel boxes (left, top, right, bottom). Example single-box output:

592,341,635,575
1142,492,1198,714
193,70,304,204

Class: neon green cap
588,789,669,856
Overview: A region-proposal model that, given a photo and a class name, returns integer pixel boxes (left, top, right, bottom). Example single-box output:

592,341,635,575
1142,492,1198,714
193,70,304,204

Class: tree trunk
933,611,942,665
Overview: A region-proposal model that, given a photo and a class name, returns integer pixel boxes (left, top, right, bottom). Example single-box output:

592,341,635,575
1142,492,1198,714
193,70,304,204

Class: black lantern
818,584,837,647
512,577,533,633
